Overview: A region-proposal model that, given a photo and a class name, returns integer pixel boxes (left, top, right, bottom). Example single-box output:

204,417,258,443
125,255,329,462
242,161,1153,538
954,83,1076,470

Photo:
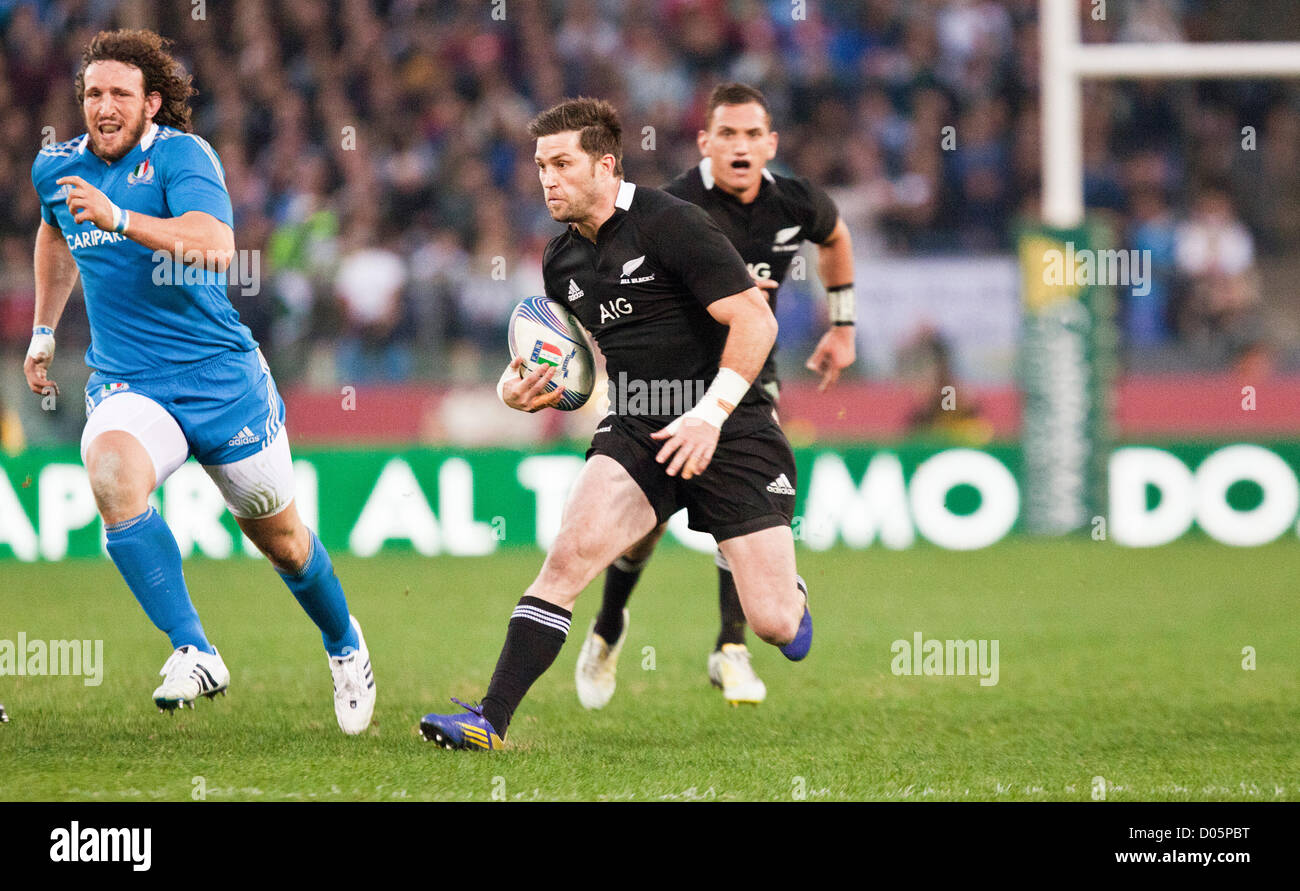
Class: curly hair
75,29,196,132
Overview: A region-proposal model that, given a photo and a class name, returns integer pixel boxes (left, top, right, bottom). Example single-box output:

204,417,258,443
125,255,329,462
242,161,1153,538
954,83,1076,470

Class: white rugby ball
507,296,595,411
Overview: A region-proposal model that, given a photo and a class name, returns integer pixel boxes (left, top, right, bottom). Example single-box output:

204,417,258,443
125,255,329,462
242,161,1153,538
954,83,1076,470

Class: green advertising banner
2,441,1299,561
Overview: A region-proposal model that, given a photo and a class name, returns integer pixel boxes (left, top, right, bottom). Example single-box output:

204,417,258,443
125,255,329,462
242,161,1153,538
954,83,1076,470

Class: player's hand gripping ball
507,296,594,411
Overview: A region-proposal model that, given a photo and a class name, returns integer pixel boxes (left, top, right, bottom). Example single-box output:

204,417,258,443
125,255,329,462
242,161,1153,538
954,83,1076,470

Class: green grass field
1,540,1295,801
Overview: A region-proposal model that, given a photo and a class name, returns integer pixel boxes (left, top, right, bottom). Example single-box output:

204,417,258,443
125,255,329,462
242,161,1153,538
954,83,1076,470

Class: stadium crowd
2,0,1299,405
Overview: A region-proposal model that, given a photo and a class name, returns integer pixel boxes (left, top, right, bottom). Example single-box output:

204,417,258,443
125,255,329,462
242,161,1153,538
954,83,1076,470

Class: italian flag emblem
128,159,154,185
534,342,563,368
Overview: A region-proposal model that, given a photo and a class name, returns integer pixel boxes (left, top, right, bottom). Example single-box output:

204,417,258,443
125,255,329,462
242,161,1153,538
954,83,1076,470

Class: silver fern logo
619,255,653,284
772,225,801,252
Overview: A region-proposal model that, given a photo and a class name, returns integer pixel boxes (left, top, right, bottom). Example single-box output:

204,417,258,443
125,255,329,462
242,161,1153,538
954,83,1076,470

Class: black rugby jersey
664,158,840,386
541,180,774,439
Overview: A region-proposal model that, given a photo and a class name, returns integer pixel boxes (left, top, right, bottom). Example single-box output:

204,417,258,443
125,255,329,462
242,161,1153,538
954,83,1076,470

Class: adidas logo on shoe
226,426,260,447
766,473,795,495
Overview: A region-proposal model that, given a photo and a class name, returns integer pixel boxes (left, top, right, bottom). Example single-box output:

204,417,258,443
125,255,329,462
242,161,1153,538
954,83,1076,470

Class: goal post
1041,0,1300,229
1021,0,1300,536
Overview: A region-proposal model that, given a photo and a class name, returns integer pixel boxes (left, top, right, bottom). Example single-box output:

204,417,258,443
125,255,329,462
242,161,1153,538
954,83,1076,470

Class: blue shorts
85,348,286,466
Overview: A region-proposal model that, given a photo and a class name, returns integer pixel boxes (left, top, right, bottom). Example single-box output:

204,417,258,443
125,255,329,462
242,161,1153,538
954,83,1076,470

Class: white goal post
1040,0,1300,228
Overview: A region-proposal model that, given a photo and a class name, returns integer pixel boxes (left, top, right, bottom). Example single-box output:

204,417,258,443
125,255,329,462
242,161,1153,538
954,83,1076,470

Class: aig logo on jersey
599,297,634,323
127,159,155,185
772,225,801,253
619,255,654,284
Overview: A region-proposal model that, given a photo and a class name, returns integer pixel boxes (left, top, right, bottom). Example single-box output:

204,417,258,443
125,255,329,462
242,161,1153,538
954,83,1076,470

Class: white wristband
827,285,855,325
667,367,752,433
704,367,752,411
28,327,55,360
496,365,516,403
110,203,130,234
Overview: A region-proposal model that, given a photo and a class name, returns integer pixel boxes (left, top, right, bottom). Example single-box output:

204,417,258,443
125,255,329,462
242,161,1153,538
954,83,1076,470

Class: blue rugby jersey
30,123,257,377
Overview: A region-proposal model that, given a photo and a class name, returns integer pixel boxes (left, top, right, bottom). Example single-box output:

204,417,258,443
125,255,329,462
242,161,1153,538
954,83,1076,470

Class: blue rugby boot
779,575,812,662
420,698,503,750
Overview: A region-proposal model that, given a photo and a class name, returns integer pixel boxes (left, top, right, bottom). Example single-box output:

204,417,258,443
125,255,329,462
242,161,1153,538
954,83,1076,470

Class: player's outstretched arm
56,174,235,272
652,286,775,479
807,217,856,392
24,220,80,397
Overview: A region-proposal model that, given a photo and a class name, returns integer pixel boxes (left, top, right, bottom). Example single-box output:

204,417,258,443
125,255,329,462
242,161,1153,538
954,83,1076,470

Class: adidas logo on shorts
766,473,795,495
226,426,260,447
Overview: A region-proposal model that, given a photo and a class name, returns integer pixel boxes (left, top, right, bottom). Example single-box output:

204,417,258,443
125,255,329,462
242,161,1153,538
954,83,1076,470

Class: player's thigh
716,524,802,642
81,391,189,506
530,455,660,606
202,425,296,522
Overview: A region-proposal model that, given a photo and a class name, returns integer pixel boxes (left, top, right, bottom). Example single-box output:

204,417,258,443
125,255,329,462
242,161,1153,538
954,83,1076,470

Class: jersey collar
698,157,774,191
614,179,636,210
77,123,160,163
138,123,160,152
569,180,637,242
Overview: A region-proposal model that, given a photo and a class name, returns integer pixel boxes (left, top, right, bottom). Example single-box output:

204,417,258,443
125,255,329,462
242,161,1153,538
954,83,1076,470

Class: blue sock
278,530,358,657
780,604,813,661
105,508,214,654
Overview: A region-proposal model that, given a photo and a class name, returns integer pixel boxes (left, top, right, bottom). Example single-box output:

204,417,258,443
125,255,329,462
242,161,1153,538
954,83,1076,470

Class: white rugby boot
707,643,767,705
574,609,629,710
153,645,230,711
329,615,376,735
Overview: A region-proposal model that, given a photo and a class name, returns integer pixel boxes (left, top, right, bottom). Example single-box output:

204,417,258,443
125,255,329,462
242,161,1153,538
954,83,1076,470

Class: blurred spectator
900,327,994,445
333,223,412,384
1174,184,1268,373
1124,187,1178,348
2,0,1299,407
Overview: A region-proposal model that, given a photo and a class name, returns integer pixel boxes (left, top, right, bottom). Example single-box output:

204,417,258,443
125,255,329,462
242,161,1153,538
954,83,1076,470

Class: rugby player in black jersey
419,97,814,749
576,83,856,709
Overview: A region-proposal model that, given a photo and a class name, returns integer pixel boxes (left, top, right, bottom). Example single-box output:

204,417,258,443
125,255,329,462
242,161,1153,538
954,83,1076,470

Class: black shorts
586,416,796,542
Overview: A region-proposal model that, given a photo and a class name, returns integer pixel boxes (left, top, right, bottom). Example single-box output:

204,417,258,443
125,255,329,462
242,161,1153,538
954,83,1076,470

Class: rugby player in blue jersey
25,30,375,732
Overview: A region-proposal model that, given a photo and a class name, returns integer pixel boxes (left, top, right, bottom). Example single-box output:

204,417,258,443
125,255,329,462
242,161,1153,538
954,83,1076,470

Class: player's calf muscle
529,484,655,605
623,522,667,563
743,603,800,646
239,510,309,573
528,532,616,607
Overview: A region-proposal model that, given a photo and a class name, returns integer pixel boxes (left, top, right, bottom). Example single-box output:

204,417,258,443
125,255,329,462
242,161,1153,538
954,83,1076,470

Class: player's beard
87,108,149,163
551,179,601,226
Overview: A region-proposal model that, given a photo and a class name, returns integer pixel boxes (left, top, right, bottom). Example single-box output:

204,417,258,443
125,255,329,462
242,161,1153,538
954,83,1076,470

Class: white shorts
81,390,296,520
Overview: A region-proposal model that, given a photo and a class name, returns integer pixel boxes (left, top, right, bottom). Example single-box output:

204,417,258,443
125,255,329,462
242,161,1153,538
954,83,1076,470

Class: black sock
481,596,572,738
594,556,644,643
716,565,747,649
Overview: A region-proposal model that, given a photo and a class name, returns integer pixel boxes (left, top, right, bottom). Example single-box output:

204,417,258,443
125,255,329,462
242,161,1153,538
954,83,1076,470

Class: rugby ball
507,296,595,411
